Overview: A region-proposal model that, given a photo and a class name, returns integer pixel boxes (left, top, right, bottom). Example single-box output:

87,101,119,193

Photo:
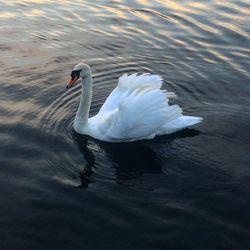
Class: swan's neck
74,74,92,132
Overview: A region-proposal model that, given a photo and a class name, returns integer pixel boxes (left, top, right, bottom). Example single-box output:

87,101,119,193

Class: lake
0,0,250,249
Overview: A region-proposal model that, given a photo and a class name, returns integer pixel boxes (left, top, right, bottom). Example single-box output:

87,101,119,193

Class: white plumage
66,63,202,142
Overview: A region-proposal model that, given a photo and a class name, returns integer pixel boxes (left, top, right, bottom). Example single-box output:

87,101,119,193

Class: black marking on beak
71,69,82,79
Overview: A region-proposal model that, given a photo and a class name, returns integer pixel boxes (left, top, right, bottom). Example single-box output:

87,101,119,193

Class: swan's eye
71,69,82,78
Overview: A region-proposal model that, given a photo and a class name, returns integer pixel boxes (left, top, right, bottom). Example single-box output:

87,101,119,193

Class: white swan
66,63,202,142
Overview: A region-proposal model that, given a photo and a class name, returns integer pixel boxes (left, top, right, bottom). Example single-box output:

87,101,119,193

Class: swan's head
66,63,91,89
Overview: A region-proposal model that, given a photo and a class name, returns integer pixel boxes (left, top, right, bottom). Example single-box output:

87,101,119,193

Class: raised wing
98,73,164,114
98,86,182,141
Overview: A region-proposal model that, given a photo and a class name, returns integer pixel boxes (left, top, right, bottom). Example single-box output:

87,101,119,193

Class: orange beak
66,75,79,89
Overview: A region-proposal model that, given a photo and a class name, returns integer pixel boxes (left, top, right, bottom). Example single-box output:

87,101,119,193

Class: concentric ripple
1,0,250,249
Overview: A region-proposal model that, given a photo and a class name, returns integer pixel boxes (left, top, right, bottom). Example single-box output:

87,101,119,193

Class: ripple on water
1,0,250,249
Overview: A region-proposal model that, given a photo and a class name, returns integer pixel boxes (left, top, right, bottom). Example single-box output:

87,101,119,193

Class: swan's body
66,63,202,142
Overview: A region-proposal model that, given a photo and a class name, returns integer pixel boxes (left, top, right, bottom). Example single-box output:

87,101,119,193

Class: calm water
1,0,250,249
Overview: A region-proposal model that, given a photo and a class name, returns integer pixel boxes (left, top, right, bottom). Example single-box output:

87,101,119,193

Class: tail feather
158,115,203,135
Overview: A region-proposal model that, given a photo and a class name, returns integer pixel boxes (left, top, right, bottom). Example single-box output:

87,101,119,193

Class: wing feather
99,87,176,141
99,73,165,114
93,73,181,141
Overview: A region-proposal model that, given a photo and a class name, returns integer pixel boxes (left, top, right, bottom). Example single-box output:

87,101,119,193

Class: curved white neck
74,74,92,132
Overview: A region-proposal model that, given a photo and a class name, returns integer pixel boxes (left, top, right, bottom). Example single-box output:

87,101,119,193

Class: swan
66,63,202,142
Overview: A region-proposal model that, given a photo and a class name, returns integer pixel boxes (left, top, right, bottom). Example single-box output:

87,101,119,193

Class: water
1,0,250,249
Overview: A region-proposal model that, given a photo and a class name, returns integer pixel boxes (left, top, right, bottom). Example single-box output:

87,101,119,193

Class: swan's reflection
72,134,96,188
72,129,200,188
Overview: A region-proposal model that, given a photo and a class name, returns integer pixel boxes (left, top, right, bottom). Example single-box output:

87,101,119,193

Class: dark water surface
1,0,250,249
